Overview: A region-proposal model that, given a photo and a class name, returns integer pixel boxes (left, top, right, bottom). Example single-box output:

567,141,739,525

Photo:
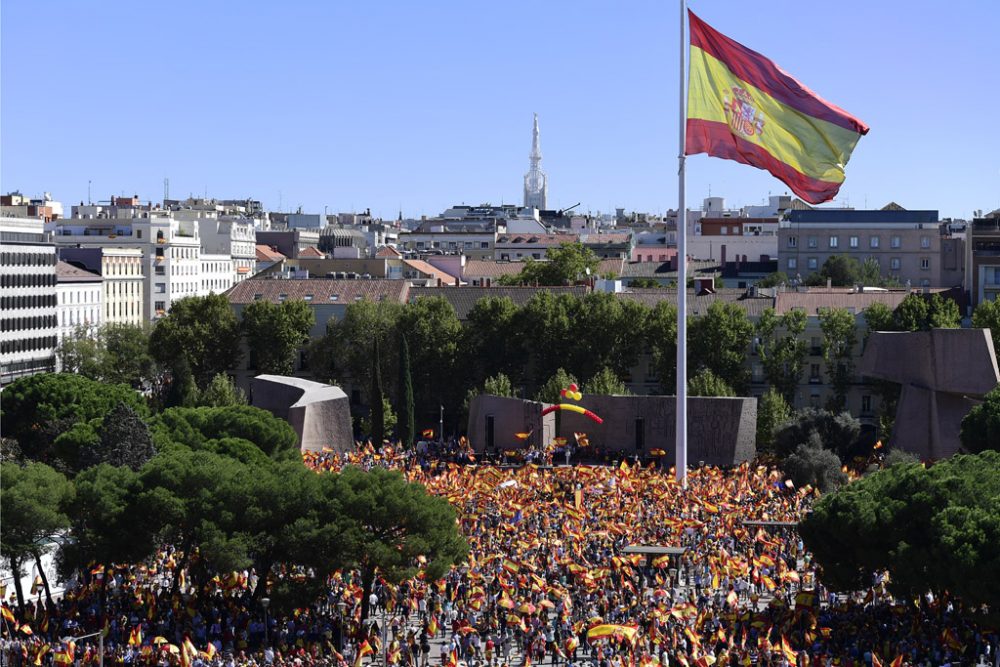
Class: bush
772,408,861,461
960,386,1000,454
782,435,847,492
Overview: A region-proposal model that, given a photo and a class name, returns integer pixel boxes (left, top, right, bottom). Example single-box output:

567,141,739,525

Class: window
861,395,872,414
829,236,839,248
920,235,931,249
154,300,165,312
787,258,797,270
811,363,820,379
869,236,880,248
891,235,901,249
303,294,313,301
480,241,489,249
849,236,859,248
920,257,930,270
890,258,901,270
787,236,797,248
807,257,818,270
807,236,817,248
278,293,288,301
155,266,165,276
155,283,166,293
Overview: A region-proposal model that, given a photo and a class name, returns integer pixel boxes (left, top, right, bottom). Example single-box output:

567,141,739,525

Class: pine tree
399,336,416,449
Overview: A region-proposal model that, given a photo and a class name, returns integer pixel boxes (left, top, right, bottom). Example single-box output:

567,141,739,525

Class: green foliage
755,271,789,288
463,297,526,387
926,293,961,328
369,336,386,445
313,300,402,395
688,301,754,393
151,406,300,463
0,462,74,609
535,368,578,404
57,323,161,390
960,386,1000,454
360,396,397,441
483,373,516,397
0,373,148,465
335,466,468,620
196,373,248,407
756,388,791,453
687,369,734,397
61,464,157,577
772,408,861,461
647,302,678,392
241,298,315,376
971,298,1000,354
500,242,600,286
881,448,919,468
627,277,664,288
818,308,858,411
756,308,808,403
82,401,156,472
863,302,895,335
399,336,416,449
800,451,1000,609
782,435,847,492
583,367,629,396
812,255,861,287
892,293,961,332
396,296,463,424
149,294,243,387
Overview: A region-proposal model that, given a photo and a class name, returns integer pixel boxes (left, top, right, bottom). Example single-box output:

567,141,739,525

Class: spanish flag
355,640,374,667
686,10,868,204
129,626,143,647
422,429,434,439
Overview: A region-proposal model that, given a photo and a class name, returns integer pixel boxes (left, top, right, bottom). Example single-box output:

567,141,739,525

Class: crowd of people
2,441,995,667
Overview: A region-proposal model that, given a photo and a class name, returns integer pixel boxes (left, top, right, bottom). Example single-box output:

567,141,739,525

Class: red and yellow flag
686,10,868,204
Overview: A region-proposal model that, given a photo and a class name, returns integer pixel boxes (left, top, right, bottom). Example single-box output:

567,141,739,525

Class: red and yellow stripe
686,10,868,204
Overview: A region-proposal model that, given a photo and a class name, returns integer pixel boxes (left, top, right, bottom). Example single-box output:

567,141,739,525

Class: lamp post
261,597,271,647
439,405,444,445
68,630,104,667
337,601,348,654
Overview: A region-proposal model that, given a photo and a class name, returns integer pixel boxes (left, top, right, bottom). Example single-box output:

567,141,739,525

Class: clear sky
2,0,998,220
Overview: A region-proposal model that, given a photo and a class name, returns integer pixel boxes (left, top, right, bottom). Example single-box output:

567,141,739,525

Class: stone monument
251,375,354,453
859,329,999,459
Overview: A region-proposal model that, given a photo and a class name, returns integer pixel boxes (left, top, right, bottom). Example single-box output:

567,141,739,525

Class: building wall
103,250,145,326
970,219,1000,307
398,232,495,258
1,217,58,386
56,280,102,342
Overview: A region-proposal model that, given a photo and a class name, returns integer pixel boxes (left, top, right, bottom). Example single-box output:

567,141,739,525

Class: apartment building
779,209,964,288
55,260,102,348
59,247,145,326
1,217,58,385
968,212,1000,307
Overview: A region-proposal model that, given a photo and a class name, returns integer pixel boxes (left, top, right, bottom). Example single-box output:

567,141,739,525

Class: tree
398,336,416,449
971,298,1000,354
893,293,929,331
960,386,1000,454
583,367,629,395
500,242,599,286
815,255,860,287
520,292,578,391
756,388,791,453
464,297,528,387
687,369,735,397
396,297,463,428
818,308,858,411
102,323,161,390
80,401,156,472
927,293,961,328
369,336,386,444
782,435,847,492
334,466,468,622
316,299,403,401
149,294,243,388
241,298,315,376
151,406,300,463
0,373,148,465
756,308,808,403
647,302,678,392
799,451,1000,610
536,368,579,404
863,302,895,336
570,293,649,383
197,373,248,407
863,302,901,437
627,278,664,288
755,271,789,288
0,463,73,610
772,408,861,461
57,324,107,379
483,373,516,397
688,301,754,393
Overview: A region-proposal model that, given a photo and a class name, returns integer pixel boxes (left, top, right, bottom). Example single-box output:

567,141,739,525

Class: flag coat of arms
686,10,868,204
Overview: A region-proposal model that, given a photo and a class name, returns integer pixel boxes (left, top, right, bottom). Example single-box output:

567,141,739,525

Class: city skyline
2,0,998,220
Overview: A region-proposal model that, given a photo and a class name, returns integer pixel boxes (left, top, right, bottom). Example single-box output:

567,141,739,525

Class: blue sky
2,0,998,220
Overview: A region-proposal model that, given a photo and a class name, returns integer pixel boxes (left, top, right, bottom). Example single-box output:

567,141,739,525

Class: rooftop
773,288,939,315
255,244,286,262
613,288,774,318
226,278,410,305
56,260,101,283
408,285,589,320
786,209,939,224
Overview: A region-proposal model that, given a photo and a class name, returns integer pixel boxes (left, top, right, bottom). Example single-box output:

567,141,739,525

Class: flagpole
675,0,688,487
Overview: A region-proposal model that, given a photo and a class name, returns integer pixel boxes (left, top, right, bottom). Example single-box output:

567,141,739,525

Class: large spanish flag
686,10,868,204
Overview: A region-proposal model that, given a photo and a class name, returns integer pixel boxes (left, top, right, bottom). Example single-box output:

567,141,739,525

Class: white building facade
55,261,103,357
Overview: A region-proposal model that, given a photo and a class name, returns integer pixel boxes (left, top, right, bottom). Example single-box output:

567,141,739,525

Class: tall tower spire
523,113,548,210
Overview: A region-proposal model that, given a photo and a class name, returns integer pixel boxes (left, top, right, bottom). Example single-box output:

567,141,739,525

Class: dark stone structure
859,329,999,459
251,375,354,452
468,394,756,466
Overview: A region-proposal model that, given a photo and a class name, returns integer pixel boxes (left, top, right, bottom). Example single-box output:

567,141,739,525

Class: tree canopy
499,242,600,286
959,386,1000,454
149,294,243,388
150,405,300,463
241,298,315,376
971,298,1000,354
800,451,1000,611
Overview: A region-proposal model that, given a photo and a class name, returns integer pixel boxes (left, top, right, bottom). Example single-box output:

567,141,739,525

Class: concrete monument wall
468,394,756,466
859,328,999,459
251,375,353,453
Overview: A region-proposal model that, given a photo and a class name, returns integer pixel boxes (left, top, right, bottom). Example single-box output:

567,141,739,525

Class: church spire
523,113,548,210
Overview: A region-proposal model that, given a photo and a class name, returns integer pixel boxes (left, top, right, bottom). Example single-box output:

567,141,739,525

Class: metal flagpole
675,0,688,487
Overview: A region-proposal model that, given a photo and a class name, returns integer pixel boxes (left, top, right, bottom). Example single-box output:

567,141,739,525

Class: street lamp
439,405,444,445
261,597,270,646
